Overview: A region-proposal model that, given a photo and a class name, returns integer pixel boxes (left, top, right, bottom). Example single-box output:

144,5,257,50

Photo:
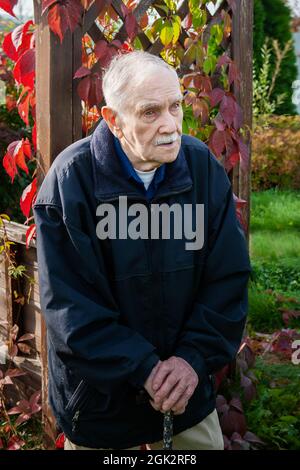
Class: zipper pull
72,410,80,433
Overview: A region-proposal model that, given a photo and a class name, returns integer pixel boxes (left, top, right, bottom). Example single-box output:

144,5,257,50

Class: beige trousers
64,409,224,451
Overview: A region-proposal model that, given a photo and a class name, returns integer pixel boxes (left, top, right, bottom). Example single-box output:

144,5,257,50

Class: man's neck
118,137,161,172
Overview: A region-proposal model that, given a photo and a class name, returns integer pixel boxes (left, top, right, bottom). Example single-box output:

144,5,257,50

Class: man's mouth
158,141,177,147
156,135,179,147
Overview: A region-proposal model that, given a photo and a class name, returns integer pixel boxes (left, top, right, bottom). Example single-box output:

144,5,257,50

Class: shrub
255,0,298,115
248,286,282,332
251,115,300,191
245,358,300,450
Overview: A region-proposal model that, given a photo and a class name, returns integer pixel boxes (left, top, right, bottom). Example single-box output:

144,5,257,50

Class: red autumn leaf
219,399,247,436
94,40,117,67
3,138,32,181
20,178,37,218
13,49,35,90
182,12,192,30
209,87,225,107
0,0,17,17
120,2,129,16
125,13,138,41
225,142,240,172
192,98,209,125
3,150,17,182
2,32,18,61
74,65,91,79
210,129,226,158
213,114,226,131
240,373,256,402
217,53,231,68
7,435,25,450
140,12,148,29
45,0,83,43
194,74,212,92
29,390,41,410
11,20,34,56
220,94,236,127
42,0,59,13
17,87,32,126
77,72,103,107
55,432,65,449
26,224,36,249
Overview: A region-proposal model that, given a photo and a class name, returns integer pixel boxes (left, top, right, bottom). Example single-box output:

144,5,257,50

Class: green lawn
246,190,300,450
249,189,300,331
250,189,300,264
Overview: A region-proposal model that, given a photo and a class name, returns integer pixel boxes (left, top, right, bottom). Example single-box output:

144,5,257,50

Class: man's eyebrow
137,96,184,112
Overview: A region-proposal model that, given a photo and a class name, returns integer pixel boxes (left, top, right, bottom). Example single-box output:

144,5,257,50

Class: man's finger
160,381,190,411
153,373,179,406
151,362,173,392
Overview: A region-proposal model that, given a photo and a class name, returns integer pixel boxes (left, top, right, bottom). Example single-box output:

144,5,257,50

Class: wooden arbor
34,0,253,445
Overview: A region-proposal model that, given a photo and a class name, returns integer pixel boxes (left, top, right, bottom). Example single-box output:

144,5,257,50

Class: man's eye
144,110,155,117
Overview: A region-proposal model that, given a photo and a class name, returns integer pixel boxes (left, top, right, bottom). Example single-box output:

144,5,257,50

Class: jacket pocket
66,380,113,433
65,380,90,415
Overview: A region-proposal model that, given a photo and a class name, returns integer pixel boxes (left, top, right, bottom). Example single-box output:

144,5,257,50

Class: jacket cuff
128,353,160,389
175,345,207,381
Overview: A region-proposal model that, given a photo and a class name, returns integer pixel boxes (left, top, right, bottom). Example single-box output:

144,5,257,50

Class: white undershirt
134,167,157,190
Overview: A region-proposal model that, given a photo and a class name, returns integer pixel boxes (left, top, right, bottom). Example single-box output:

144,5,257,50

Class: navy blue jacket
33,119,251,448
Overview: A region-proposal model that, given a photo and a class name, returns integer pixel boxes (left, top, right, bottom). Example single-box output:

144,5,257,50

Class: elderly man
33,51,251,450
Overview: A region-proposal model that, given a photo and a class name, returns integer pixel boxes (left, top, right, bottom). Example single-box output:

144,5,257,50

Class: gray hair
102,50,179,115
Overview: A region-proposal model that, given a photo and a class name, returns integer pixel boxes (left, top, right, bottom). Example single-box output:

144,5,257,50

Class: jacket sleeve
174,171,251,380
33,202,160,393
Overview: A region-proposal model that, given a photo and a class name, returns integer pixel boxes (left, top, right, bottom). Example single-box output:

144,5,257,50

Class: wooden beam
33,0,83,448
232,0,253,238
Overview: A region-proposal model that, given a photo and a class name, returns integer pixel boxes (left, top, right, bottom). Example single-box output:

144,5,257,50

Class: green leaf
191,8,207,29
0,214,10,221
151,17,163,35
133,36,143,50
203,57,213,74
160,20,173,46
164,0,176,11
211,24,224,45
171,17,181,44
154,3,169,15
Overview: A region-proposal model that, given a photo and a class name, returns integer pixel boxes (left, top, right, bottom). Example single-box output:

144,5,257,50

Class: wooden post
33,0,82,447
232,0,253,239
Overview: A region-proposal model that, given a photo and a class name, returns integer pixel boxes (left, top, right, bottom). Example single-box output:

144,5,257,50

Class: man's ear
101,106,123,138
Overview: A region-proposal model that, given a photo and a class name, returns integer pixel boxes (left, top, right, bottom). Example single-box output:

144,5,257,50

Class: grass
250,189,300,232
249,189,300,332
250,189,300,263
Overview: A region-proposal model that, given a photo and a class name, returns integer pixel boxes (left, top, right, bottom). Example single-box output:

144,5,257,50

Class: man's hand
144,356,198,415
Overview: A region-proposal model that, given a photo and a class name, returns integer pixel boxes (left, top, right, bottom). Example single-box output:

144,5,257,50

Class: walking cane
163,410,174,450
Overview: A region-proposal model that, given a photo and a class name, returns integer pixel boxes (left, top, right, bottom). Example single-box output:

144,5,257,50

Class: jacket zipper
66,380,89,433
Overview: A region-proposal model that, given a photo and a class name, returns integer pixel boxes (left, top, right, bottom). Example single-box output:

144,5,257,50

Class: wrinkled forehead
128,69,182,111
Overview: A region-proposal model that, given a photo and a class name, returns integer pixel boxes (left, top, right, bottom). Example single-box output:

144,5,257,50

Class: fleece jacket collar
90,119,193,202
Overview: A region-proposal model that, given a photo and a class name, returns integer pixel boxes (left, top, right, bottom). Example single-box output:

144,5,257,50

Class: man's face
104,69,184,171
